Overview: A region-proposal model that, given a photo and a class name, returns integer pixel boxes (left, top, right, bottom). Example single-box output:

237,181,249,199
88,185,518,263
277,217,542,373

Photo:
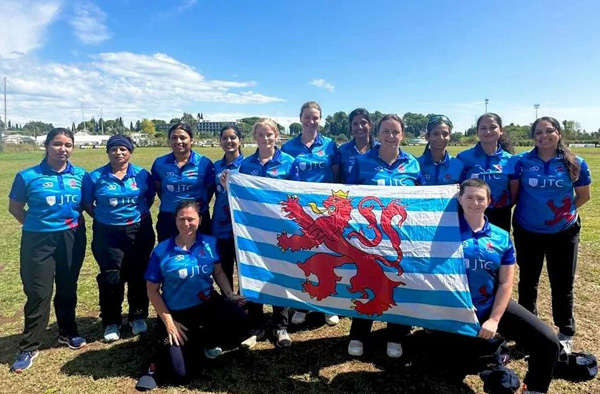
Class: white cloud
0,1,62,58
0,52,285,126
176,0,198,13
310,79,335,92
69,1,111,45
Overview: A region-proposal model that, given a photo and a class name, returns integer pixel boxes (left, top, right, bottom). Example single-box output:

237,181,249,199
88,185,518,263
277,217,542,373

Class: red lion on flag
276,190,407,316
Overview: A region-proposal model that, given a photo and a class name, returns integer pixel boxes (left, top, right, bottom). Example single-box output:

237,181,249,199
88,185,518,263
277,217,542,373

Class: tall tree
289,122,302,135
402,112,428,138
141,119,156,136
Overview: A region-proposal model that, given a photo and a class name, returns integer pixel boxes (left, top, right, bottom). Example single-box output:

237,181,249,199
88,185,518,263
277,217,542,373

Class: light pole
534,104,540,119
485,98,489,113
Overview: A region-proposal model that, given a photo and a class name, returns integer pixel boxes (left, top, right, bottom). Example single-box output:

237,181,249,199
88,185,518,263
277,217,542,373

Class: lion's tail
380,199,407,266
347,196,383,247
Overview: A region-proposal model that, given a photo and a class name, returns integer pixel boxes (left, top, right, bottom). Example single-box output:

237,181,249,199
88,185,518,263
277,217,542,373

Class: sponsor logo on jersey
485,241,495,252
130,181,138,190
492,164,503,171
425,174,431,179
109,198,118,207
529,166,540,172
178,268,188,279
251,170,259,175
107,184,118,190
270,168,278,176
167,185,175,192
529,178,538,187
166,172,175,177
42,182,53,188
46,196,56,206
316,149,326,157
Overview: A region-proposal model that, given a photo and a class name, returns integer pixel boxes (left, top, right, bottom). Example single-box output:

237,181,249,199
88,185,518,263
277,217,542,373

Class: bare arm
509,179,520,205
83,203,95,218
478,264,514,340
154,180,162,199
147,281,188,346
574,185,591,209
213,264,245,306
8,199,26,224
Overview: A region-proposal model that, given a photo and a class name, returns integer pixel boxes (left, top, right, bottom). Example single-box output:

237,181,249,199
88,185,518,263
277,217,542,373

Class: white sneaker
347,340,364,357
273,328,292,348
240,328,266,349
558,333,573,355
103,324,120,343
324,314,339,326
291,311,307,325
386,341,403,358
204,347,223,359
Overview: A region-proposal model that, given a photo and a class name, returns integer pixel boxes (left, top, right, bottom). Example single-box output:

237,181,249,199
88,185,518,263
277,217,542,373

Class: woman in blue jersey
512,117,591,356
456,178,559,394
151,123,215,242
235,118,298,349
144,200,248,384
338,108,378,183
83,135,156,342
8,128,88,373
213,125,244,288
457,113,518,232
284,101,341,327
418,115,464,185
346,114,422,358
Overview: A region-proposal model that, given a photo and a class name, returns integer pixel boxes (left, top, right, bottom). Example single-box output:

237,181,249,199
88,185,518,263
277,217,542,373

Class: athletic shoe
273,328,292,347
103,324,120,343
558,333,573,355
58,335,87,350
10,350,39,373
347,340,364,357
204,347,223,359
386,342,403,358
130,319,148,335
291,311,307,325
240,328,266,349
324,314,339,326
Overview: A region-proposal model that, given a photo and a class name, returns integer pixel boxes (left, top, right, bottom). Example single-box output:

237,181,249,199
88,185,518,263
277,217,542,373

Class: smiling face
459,186,490,217
477,116,503,145
108,145,131,167
220,128,241,154
533,120,560,151
426,123,451,151
351,114,371,143
300,107,321,135
253,123,278,151
378,119,404,149
169,129,193,155
46,133,74,165
176,206,201,236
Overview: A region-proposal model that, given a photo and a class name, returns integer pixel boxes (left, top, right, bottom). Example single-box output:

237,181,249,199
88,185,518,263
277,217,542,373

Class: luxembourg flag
228,172,480,336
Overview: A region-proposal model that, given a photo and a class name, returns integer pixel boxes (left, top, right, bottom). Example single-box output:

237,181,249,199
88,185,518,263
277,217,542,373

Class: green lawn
0,146,598,394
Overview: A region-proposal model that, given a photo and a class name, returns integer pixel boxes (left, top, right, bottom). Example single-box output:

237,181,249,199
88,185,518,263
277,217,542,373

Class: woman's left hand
226,291,246,306
478,318,499,340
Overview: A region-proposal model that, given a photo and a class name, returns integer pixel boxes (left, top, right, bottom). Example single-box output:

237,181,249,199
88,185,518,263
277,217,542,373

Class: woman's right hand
220,170,229,190
165,316,188,346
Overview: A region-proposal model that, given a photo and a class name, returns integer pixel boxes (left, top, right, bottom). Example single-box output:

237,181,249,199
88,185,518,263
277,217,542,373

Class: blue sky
1,0,599,133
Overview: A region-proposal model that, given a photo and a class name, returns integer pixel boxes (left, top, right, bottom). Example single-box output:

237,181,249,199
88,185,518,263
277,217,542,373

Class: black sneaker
58,335,87,350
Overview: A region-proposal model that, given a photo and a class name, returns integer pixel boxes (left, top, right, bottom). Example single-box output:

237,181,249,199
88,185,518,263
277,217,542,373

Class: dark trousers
154,293,249,379
513,219,580,336
92,216,155,326
156,211,212,242
349,318,411,343
485,205,512,232
19,226,86,352
216,238,236,289
247,302,289,330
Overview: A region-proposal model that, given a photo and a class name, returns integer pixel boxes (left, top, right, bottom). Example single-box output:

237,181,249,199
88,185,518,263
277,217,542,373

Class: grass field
0,146,598,394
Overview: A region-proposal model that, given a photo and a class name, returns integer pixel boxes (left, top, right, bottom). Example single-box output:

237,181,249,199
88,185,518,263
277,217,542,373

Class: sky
1,0,599,133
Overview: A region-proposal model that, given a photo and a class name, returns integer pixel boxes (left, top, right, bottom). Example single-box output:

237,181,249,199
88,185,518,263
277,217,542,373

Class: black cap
480,365,520,393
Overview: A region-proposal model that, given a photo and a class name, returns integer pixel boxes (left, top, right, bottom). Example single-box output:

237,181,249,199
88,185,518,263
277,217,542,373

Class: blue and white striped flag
228,172,480,336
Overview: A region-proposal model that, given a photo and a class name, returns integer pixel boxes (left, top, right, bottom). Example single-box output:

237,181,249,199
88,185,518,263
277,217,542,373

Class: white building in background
34,131,111,148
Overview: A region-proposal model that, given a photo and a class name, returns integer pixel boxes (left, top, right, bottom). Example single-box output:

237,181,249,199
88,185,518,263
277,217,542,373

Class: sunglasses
427,115,453,128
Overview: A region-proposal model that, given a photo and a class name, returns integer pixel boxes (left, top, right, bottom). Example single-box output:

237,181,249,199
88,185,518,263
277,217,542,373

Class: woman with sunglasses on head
418,115,464,185
338,108,379,183
83,134,156,342
512,117,591,356
151,123,216,242
346,114,424,359
455,178,559,394
8,128,88,373
457,113,518,232
213,125,244,289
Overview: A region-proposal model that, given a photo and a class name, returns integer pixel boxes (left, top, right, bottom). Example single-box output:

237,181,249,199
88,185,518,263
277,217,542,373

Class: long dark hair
476,113,514,154
531,117,580,182
348,108,374,149
220,125,243,154
44,128,74,159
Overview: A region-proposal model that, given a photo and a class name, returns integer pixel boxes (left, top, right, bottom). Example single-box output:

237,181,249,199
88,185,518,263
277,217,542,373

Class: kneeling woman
458,178,559,394
144,200,249,381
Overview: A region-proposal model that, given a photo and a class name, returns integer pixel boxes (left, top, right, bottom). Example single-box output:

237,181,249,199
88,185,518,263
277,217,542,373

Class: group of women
7,103,591,394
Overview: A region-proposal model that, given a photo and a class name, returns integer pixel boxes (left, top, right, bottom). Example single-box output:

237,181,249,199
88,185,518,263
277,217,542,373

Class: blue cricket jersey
513,148,592,233
212,154,244,239
84,163,155,226
460,216,516,321
346,145,425,186
9,160,87,232
151,151,215,214
145,235,219,311
457,143,518,209
281,133,340,183
338,139,379,183
418,149,464,185
239,148,300,180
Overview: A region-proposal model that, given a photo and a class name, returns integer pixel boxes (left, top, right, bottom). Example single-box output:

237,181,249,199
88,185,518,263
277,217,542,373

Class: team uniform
282,133,339,183
84,162,156,328
338,139,379,184
212,154,244,288
9,160,88,352
145,235,248,379
417,149,464,185
457,215,559,393
457,143,518,231
151,151,215,241
512,148,592,337
239,148,297,332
